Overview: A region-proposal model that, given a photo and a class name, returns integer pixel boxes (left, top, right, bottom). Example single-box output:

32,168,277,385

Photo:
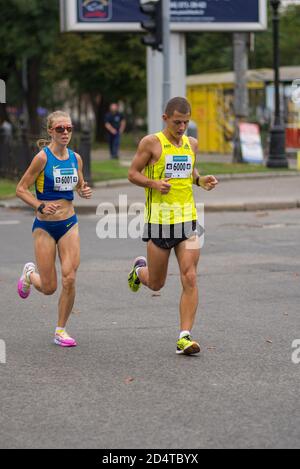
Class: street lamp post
267,0,289,168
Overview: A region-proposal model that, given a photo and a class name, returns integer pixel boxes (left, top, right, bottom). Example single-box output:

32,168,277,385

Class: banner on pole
239,123,264,164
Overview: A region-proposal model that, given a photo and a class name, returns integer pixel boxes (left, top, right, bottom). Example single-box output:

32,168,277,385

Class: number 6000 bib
165,155,193,179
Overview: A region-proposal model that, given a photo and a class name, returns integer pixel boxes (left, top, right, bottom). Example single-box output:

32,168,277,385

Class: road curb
92,171,300,188
93,179,130,188
204,200,300,212
2,200,300,214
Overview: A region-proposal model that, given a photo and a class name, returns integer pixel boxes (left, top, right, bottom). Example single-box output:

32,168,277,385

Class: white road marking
0,221,20,225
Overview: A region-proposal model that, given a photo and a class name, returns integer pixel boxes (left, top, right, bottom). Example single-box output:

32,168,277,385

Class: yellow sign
297,151,300,171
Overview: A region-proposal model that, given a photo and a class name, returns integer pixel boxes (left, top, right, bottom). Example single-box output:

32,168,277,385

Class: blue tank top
35,147,79,201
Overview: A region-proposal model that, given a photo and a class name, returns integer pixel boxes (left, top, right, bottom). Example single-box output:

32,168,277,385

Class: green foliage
0,0,60,131
0,0,146,126
91,160,285,184
196,162,291,175
187,5,300,74
0,0,59,80
187,32,232,74
250,5,300,69
275,5,300,66
0,179,17,199
46,32,146,104
1,1,300,123
91,160,129,182
0,0,59,58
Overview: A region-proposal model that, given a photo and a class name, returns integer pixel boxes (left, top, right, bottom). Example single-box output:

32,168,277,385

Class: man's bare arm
128,136,171,194
189,137,201,183
189,136,218,191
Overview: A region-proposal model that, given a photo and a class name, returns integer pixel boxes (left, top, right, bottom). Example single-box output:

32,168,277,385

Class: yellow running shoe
128,256,147,292
176,334,201,355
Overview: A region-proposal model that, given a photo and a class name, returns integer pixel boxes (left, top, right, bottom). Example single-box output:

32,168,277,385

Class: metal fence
0,127,92,183
0,126,32,179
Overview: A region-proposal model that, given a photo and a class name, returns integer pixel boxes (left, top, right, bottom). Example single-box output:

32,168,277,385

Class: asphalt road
0,207,299,449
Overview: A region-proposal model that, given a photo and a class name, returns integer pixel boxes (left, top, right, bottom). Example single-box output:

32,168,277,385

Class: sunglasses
52,125,73,134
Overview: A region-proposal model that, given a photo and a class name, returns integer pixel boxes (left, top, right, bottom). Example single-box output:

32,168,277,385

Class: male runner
128,97,218,355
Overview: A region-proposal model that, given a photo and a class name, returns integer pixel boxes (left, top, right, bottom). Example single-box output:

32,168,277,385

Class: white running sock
136,267,142,278
179,330,191,339
25,267,35,283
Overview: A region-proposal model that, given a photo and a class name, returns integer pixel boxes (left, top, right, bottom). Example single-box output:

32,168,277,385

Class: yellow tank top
144,132,197,225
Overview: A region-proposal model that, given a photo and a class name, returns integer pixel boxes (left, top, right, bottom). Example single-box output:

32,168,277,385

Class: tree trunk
0,104,10,122
233,33,249,163
89,92,108,143
25,57,41,136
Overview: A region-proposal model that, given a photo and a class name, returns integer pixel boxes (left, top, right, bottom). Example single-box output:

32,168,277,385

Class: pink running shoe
54,330,77,347
17,262,36,299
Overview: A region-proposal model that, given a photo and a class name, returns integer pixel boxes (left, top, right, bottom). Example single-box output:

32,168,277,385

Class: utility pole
162,0,171,109
233,33,249,162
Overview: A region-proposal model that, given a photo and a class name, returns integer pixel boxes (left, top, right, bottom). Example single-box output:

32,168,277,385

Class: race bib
165,155,193,179
53,168,78,192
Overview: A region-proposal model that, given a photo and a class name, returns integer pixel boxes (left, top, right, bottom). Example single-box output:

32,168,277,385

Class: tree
251,5,300,69
186,6,300,74
45,32,146,141
0,0,59,134
0,1,146,139
187,32,232,75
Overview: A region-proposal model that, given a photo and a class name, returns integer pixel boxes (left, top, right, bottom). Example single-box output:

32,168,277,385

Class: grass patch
196,162,292,175
91,159,292,183
0,161,293,200
92,132,141,151
0,179,17,199
91,160,129,182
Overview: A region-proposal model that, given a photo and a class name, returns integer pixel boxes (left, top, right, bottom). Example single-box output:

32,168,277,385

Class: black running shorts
142,220,204,250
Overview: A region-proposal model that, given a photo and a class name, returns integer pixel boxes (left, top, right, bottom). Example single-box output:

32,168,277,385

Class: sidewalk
92,147,298,169
2,174,300,213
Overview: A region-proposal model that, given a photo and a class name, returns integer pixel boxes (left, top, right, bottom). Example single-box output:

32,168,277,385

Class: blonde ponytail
36,138,51,150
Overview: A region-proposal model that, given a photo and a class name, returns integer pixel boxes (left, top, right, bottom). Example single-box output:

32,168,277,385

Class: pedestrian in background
0,116,13,142
104,103,126,159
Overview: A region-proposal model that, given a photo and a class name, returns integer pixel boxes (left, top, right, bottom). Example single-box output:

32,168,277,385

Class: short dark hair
165,97,191,117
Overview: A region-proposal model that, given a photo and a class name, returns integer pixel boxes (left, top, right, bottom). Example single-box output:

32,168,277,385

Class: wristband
37,203,46,214
196,176,201,187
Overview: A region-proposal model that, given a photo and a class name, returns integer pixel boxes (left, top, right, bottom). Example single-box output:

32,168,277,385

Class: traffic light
140,0,163,51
